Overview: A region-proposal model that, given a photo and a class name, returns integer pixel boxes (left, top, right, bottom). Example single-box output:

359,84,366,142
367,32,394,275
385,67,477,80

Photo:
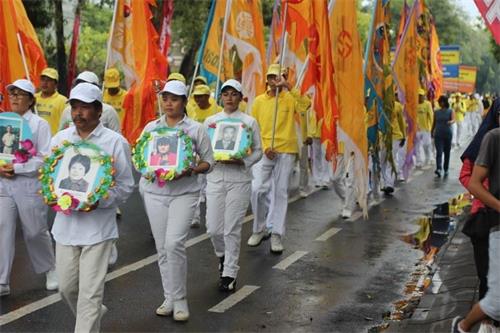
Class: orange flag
107,0,168,142
429,20,443,100
0,0,47,110
330,0,368,216
393,0,419,176
302,0,338,161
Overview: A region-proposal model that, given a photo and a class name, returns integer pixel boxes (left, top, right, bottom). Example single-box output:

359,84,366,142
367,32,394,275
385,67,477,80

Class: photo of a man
2,125,17,154
215,125,237,151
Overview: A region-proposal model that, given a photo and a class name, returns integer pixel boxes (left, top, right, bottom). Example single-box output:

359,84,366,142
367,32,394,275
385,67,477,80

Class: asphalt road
0,150,466,332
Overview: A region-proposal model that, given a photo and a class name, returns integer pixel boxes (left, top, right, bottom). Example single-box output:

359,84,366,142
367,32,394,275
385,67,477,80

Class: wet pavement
0,152,469,332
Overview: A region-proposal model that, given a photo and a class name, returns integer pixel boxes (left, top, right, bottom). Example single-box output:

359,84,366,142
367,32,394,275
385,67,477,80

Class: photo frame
39,141,115,213
132,127,195,186
0,112,32,163
206,118,252,161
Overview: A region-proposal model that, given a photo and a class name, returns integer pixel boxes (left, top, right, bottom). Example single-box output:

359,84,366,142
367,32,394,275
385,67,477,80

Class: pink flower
13,150,29,164
13,140,37,164
155,168,167,187
208,123,216,129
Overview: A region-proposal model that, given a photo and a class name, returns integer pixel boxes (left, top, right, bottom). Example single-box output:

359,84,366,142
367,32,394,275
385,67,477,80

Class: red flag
67,3,81,92
159,0,174,65
474,0,500,45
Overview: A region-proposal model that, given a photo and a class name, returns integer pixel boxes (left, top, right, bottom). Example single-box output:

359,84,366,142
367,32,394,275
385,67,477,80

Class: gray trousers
0,188,55,284
56,240,113,333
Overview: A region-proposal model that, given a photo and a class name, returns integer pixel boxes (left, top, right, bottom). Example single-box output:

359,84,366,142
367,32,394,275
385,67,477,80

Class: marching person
248,63,303,254
35,67,68,135
140,80,213,321
452,93,466,148
51,82,134,332
0,79,57,296
415,88,433,168
204,79,262,291
432,95,455,178
103,68,127,126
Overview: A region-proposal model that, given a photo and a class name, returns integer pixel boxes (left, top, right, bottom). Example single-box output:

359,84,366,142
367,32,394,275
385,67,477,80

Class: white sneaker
156,299,173,316
0,284,10,296
299,190,308,198
341,208,352,219
45,269,58,291
173,299,189,321
270,234,284,254
108,244,118,266
247,230,270,247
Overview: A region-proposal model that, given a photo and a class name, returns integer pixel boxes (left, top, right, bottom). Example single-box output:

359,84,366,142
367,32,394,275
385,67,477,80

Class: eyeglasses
8,92,30,98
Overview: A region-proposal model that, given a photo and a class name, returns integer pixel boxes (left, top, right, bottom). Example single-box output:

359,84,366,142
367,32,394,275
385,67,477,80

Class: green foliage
23,0,53,29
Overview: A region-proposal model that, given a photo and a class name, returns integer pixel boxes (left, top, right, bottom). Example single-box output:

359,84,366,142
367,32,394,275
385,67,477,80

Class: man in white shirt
51,83,134,332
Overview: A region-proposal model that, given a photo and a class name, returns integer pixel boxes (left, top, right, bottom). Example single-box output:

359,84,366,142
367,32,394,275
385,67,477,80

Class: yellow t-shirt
103,88,127,124
35,91,68,135
186,101,222,123
452,100,466,122
251,90,299,154
416,100,433,132
392,101,406,140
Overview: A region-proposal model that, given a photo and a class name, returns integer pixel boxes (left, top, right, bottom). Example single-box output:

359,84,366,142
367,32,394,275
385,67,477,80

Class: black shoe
218,276,236,292
381,186,394,195
218,256,224,276
450,316,464,333
444,171,449,178
434,170,441,178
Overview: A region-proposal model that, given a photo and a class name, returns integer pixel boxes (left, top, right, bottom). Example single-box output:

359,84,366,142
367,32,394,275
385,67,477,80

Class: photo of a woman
149,136,178,167
59,154,91,193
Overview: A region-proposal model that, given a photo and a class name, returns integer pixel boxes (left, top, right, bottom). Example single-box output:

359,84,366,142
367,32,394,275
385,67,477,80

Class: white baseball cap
161,80,187,96
76,71,100,85
7,79,35,96
69,82,103,104
221,79,242,93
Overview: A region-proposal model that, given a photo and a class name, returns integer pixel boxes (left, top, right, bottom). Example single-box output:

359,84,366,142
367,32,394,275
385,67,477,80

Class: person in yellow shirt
187,76,216,112
247,64,304,254
35,68,67,135
451,93,466,147
415,88,434,168
103,68,127,125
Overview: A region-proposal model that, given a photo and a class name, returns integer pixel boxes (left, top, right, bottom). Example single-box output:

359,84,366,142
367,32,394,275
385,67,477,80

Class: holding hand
265,148,277,160
0,163,14,178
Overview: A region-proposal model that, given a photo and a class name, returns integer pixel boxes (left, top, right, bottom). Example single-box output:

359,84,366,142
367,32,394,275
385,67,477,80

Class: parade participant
451,93,466,147
58,71,121,133
415,88,433,168
186,83,222,228
140,80,213,321
51,83,134,332
204,79,262,291
308,106,330,189
35,67,68,135
247,63,303,254
452,111,500,333
103,68,127,125
0,79,57,297
432,95,455,178
167,72,186,84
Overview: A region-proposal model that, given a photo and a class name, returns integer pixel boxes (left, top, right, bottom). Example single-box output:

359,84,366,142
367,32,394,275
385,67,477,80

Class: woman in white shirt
0,79,57,297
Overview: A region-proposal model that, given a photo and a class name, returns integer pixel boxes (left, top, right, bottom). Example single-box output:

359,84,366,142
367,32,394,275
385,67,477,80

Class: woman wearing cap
0,79,57,297
204,79,262,291
139,80,213,321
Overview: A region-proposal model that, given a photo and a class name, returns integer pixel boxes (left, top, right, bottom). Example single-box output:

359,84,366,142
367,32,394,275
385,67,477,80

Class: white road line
315,227,342,241
0,189,320,326
208,285,260,313
273,251,308,270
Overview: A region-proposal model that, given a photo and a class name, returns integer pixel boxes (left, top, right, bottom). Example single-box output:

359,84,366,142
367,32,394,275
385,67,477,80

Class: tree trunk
54,0,67,95
178,47,196,80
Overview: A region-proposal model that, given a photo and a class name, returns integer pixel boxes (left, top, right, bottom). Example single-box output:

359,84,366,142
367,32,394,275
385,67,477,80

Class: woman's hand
0,163,14,178
264,148,277,160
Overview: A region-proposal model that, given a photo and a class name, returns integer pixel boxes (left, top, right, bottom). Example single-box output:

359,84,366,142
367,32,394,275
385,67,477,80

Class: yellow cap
194,75,208,85
104,68,120,88
418,88,426,95
266,64,281,77
41,67,59,81
167,72,186,84
192,84,211,96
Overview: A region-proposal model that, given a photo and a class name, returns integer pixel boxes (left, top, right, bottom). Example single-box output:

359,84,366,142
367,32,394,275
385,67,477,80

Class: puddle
368,193,471,332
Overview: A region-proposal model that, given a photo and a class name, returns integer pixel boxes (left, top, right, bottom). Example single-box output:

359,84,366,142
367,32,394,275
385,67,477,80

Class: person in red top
459,98,499,300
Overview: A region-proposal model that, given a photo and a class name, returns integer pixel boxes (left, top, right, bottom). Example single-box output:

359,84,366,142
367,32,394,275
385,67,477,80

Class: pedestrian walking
103,68,127,125
432,95,455,178
415,89,433,168
35,67,68,135
451,93,466,147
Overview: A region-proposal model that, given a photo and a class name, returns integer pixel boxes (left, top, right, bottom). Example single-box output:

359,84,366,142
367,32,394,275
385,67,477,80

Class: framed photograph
132,127,195,186
207,118,252,161
39,141,115,213
0,112,32,162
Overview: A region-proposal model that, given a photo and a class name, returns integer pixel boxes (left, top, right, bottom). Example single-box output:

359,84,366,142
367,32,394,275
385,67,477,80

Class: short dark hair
69,154,91,174
156,136,177,152
438,95,450,109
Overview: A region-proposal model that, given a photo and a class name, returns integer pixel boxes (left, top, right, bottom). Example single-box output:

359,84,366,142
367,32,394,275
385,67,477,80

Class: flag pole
270,1,288,150
16,33,30,81
215,0,232,98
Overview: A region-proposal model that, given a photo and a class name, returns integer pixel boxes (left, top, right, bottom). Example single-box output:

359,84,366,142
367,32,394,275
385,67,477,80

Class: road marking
315,227,342,241
273,251,308,270
208,285,260,313
0,189,320,326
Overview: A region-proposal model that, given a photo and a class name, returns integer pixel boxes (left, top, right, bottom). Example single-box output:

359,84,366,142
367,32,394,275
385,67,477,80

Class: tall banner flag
159,0,174,67
396,0,409,48
393,0,419,177
0,0,47,110
416,0,432,94
429,20,443,100
67,2,82,92
107,0,168,142
474,0,500,45
302,0,339,161
198,0,266,105
363,0,394,166
330,0,368,216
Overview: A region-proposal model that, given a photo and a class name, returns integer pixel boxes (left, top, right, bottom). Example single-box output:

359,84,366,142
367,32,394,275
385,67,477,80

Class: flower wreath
132,127,194,187
207,118,253,161
38,141,115,215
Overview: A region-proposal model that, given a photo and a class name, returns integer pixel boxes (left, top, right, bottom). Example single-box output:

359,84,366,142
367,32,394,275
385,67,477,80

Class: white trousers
311,139,331,186
0,185,55,284
56,240,113,333
415,131,433,167
380,140,403,188
452,121,464,145
206,181,251,278
298,145,310,191
192,174,207,224
251,153,295,236
143,191,198,301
